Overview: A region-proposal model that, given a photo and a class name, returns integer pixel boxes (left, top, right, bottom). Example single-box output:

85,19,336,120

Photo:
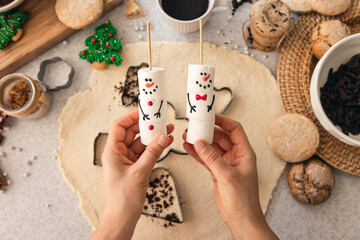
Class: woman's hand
183,114,278,240
90,110,174,240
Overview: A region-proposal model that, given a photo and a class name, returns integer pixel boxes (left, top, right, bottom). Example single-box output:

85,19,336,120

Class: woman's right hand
183,114,278,240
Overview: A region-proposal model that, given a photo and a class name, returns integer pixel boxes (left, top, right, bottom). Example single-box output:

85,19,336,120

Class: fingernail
157,135,169,148
194,141,207,154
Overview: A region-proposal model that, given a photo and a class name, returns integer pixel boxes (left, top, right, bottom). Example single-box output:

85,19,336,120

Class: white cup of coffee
156,0,232,33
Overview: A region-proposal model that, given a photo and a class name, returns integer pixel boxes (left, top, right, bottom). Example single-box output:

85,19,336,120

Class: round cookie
250,0,291,39
55,0,104,29
311,20,351,59
307,0,352,16
288,158,335,205
244,25,276,52
281,0,313,13
249,21,281,46
268,114,320,163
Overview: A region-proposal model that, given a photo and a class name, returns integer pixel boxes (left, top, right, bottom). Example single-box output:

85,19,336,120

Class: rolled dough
58,42,285,239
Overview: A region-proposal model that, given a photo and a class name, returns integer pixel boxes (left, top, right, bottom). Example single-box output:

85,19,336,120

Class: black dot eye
209,80,212,83
203,86,206,89
149,78,152,82
199,84,202,87
156,85,158,88
208,84,210,87
145,78,148,82
204,73,207,76
200,73,203,76
196,81,199,84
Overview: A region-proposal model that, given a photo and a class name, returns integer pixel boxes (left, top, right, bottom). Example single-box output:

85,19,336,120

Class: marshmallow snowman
186,64,216,144
138,67,167,145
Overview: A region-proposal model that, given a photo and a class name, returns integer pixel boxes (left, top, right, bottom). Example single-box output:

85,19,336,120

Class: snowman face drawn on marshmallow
195,72,213,90
138,67,166,99
142,77,159,95
187,65,215,94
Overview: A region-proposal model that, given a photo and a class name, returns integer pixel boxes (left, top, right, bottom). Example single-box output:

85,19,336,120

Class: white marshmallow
186,64,216,144
138,68,167,145
187,118,215,144
139,121,167,146
187,64,215,94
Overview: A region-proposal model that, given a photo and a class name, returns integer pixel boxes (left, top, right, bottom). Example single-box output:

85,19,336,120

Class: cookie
281,0,313,13
288,158,335,205
126,0,146,19
249,21,281,46
55,0,104,29
307,0,352,16
250,0,291,39
268,114,320,163
244,26,276,52
311,20,350,59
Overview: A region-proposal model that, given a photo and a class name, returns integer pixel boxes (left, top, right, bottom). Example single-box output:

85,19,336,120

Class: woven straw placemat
277,0,360,177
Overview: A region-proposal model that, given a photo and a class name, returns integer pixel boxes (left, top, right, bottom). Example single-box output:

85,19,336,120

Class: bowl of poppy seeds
311,33,360,147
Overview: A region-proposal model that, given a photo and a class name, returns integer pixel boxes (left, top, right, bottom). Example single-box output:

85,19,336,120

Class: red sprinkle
110,56,115,61
106,43,110,47
10,25,14,28
109,33,113,37
149,125,154,131
81,51,86,56
91,39,97,43
7,15,11,19
148,101,153,106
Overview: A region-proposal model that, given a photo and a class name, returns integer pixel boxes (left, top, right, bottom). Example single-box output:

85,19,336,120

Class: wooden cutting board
0,0,124,78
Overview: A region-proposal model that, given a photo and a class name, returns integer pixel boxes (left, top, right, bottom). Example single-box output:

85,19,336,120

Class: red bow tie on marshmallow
196,94,207,101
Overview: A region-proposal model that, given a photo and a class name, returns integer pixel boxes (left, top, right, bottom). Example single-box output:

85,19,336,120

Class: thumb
135,135,170,173
194,140,232,178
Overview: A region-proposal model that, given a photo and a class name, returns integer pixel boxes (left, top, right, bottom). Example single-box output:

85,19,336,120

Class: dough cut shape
58,42,286,239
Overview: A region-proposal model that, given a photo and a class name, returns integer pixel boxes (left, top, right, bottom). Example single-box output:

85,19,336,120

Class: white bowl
310,33,360,147
0,0,24,13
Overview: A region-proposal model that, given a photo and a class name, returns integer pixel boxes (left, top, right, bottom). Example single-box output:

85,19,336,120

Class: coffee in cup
161,0,209,21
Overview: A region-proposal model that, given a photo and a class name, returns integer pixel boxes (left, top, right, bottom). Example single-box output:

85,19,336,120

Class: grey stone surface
0,1,358,239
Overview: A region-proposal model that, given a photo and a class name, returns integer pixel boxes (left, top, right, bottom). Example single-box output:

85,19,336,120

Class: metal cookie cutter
37,57,75,92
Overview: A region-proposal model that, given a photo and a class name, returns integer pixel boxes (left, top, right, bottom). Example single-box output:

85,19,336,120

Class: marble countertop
0,1,359,239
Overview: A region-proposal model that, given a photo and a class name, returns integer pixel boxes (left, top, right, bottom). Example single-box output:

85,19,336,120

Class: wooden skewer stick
147,21,152,70
200,18,203,65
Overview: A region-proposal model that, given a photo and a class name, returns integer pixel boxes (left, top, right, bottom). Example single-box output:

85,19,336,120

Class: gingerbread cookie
307,0,352,16
311,20,351,59
268,114,320,163
244,26,276,52
281,0,313,13
250,0,291,39
288,158,335,205
55,0,104,29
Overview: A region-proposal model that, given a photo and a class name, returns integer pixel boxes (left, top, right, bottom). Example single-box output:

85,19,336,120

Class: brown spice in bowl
7,80,31,110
